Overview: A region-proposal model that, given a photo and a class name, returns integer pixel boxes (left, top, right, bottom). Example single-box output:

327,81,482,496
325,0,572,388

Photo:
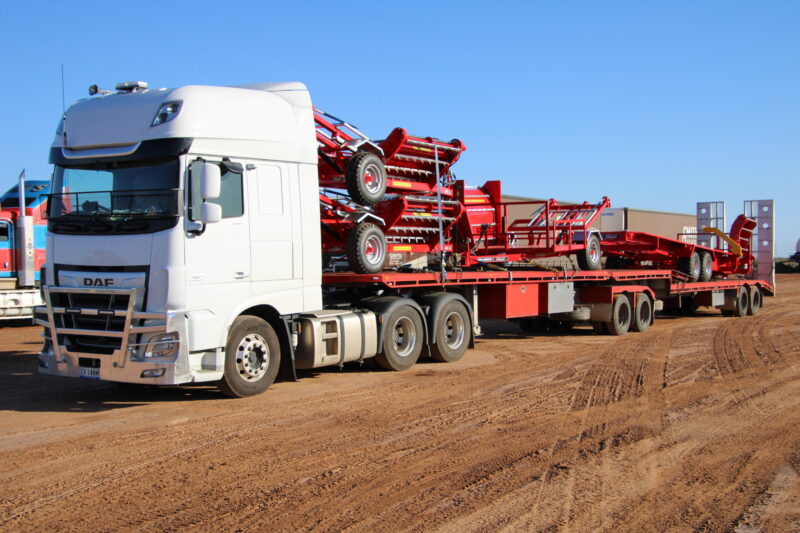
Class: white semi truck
37,81,772,397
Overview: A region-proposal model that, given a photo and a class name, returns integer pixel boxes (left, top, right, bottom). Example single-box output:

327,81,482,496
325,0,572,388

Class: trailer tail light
152,101,182,126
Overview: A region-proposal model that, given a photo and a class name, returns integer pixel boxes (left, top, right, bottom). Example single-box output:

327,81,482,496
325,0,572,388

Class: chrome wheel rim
235,333,270,381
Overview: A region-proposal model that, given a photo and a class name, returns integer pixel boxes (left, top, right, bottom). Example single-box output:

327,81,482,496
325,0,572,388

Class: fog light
141,368,166,378
144,332,179,359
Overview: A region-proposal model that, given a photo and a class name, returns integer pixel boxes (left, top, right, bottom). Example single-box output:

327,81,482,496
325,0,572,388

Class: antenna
60,64,66,115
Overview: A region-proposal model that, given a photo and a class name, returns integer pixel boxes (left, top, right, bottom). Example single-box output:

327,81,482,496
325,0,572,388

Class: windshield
48,159,181,235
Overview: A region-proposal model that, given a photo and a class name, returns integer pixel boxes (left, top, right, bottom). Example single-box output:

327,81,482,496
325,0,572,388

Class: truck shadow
0,348,226,413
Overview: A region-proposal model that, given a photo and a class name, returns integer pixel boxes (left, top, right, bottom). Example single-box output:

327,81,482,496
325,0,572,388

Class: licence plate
79,367,100,379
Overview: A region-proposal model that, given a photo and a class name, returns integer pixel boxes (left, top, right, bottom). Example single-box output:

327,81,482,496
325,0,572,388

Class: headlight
144,332,179,358
151,101,182,126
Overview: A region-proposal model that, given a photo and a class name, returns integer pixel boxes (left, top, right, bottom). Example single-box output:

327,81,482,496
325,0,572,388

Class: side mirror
200,202,222,224
200,163,221,199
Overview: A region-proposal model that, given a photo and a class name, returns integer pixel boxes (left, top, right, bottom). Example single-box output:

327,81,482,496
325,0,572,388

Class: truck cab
38,82,327,394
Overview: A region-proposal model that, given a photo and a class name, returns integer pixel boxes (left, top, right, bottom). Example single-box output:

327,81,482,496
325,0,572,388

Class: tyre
733,287,749,317
747,286,761,316
591,321,608,334
631,294,653,332
606,294,632,336
698,251,713,282
219,315,281,398
375,305,424,371
430,300,471,362
346,152,387,206
577,233,602,271
678,252,701,282
346,223,387,274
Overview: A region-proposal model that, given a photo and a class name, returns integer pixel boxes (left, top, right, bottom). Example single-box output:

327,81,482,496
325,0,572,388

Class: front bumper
36,286,189,384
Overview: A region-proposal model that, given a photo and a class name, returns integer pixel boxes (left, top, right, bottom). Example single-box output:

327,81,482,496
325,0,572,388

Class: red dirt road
0,276,799,532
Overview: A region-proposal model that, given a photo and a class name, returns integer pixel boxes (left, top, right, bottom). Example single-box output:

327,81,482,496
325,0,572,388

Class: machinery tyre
631,294,653,333
430,300,471,362
219,315,280,398
606,295,632,336
678,252,701,282
733,287,749,317
577,233,602,271
748,286,762,316
347,223,387,274
699,251,713,282
375,305,424,371
346,152,387,206
591,321,608,334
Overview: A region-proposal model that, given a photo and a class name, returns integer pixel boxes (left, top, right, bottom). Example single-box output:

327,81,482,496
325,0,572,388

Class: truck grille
49,292,131,355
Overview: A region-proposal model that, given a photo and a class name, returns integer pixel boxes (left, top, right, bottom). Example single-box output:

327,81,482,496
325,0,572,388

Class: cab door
184,159,251,314
247,162,296,282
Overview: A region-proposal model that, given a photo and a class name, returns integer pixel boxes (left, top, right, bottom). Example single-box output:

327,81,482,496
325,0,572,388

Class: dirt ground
0,276,799,532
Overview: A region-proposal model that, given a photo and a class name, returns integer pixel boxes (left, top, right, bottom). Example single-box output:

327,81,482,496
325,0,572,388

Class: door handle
234,271,249,279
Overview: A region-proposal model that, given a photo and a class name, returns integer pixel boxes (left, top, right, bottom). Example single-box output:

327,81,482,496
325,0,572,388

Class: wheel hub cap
236,334,269,381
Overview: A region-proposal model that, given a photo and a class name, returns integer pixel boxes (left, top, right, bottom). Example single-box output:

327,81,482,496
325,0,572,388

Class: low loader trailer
35,81,772,397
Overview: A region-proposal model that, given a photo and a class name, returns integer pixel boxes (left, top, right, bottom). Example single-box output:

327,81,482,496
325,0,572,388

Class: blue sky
1,1,797,255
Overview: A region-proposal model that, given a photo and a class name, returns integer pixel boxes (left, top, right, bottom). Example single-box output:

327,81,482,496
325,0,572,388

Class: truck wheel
375,305,424,371
577,234,602,271
748,286,762,315
733,287,749,317
219,315,280,398
631,294,652,332
430,300,471,362
347,223,387,274
346,152,386,206
606,295,631,336
678,252,701,282
699,251,713,282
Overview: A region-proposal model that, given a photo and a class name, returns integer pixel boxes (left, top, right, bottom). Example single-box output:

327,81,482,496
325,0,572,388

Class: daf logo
84,277,114,287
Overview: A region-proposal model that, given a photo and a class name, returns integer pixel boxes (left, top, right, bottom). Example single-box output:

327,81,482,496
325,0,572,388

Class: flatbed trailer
323,269,773,338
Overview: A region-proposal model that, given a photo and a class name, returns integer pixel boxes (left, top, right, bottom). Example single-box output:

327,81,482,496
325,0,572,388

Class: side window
188,160,244,220
0,222,9,243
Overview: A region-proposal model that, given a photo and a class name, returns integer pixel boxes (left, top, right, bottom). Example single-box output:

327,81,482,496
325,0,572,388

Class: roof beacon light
115,81,149,92
152,101,183,127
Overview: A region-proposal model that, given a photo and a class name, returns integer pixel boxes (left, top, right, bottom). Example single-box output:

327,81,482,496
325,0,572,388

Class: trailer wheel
430,300,471,362
606,295,631,336
679,252,701,282
219,315,280,398
375,305,424,371
347,223,387,274
699,251,713,282
631,294,653,333
346,152,387,206
733,287,749,317
577,234,602,271
747,286,761,316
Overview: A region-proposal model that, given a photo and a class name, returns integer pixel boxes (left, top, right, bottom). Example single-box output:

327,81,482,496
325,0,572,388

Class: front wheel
698,251,713,282
679,252,701,282
219,316,281,398
577,234,602,271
